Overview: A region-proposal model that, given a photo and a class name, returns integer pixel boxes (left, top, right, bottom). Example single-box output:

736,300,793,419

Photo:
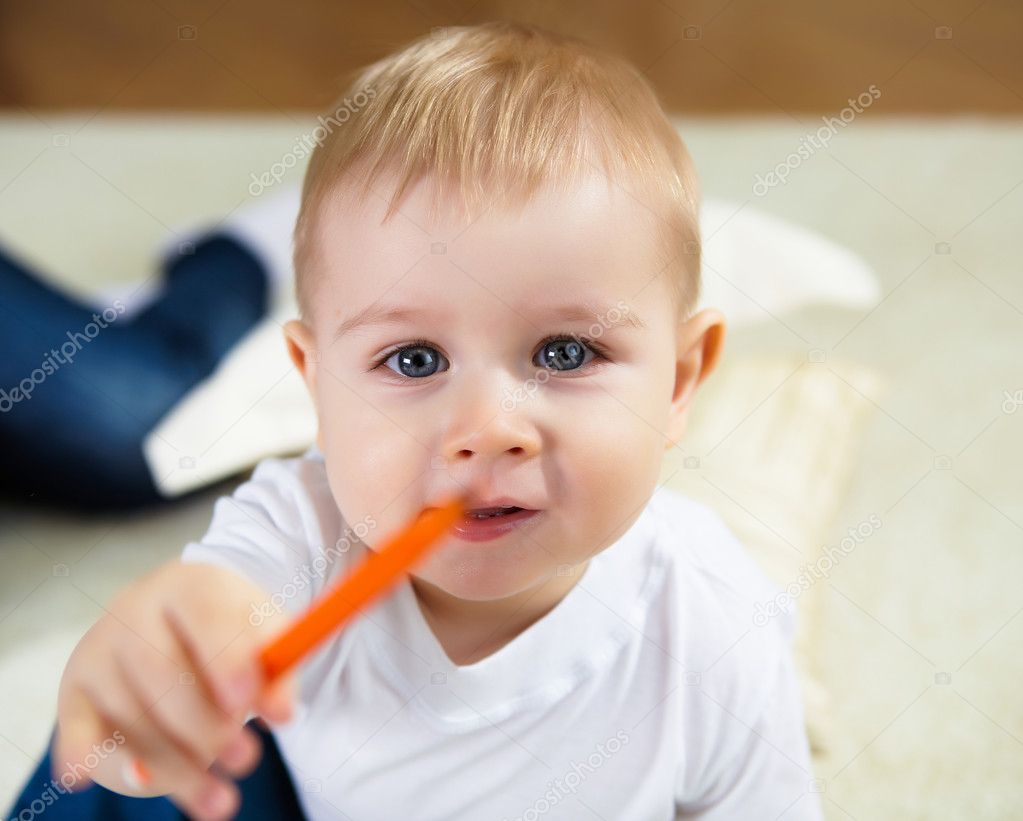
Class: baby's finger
120,720,238,821
113,641,242,767
52,687,109,792
212,724,262,779
166,773,241,821
162,596,266,718
81,675,210,798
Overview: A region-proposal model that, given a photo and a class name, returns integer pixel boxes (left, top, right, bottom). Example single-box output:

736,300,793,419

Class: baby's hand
53,560,296,821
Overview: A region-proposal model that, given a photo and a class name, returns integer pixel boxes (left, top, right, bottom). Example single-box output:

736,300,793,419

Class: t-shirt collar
359,499,662,730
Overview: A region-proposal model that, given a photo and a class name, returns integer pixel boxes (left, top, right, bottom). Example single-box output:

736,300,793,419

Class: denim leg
0,234,267,509
6,719,305,820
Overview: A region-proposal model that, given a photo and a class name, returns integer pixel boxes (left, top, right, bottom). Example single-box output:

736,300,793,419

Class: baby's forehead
312,171,668,290
313,232,662,341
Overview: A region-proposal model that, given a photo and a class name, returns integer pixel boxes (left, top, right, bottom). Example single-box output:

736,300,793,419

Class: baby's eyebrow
542,301,646,331
333,299,645,340
334,305,431,340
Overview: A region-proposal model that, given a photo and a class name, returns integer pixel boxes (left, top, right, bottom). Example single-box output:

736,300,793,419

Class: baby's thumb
244,603,297,724
254,672,296,725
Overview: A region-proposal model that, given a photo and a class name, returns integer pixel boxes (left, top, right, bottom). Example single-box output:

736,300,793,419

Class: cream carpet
1,114,1021,819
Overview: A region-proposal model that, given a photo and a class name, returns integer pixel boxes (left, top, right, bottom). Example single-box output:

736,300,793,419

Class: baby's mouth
449,505,541,543
466,505,525,519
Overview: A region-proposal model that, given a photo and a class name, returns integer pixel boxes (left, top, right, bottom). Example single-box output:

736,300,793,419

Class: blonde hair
293,21,701,319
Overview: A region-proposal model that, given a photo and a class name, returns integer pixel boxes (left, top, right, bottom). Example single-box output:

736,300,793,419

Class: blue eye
381,341,448,378
534,336,597,372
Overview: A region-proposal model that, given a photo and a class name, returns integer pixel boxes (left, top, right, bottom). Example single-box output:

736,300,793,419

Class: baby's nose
444,414,540,462
440,373,543,462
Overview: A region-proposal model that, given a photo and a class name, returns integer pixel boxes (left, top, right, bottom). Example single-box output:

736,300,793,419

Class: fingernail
197,783,233,817
221,730,247,760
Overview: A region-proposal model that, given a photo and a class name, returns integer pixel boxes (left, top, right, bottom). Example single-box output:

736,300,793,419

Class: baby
45,21,820,821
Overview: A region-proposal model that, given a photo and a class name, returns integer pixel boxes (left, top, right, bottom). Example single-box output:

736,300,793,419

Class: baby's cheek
564,402,662,529
319,405,427,543
571,394,661,470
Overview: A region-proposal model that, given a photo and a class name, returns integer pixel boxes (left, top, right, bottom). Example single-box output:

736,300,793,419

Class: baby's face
289,171,716,602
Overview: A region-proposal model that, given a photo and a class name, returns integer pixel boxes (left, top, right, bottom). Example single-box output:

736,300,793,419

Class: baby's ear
283,319,319,396
664,308,727,447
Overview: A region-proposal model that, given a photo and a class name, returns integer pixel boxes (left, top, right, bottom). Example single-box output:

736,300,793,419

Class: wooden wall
0,0,1020,114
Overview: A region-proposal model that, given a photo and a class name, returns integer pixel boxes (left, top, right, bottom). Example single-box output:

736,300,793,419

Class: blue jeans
6,720,305,820
0,235,267,509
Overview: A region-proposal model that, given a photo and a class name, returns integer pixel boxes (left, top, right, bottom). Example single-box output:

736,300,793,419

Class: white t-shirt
181,450,822,820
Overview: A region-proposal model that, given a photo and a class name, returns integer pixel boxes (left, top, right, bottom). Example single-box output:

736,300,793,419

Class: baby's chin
411,547,552,602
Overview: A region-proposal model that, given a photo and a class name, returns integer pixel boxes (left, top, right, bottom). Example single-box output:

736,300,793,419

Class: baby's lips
431,490,546,513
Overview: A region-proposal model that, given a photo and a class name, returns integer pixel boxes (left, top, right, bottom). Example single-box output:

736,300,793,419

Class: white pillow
697,200,880,323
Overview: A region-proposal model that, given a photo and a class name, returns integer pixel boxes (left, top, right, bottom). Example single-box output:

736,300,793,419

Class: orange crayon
258,495,465,681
